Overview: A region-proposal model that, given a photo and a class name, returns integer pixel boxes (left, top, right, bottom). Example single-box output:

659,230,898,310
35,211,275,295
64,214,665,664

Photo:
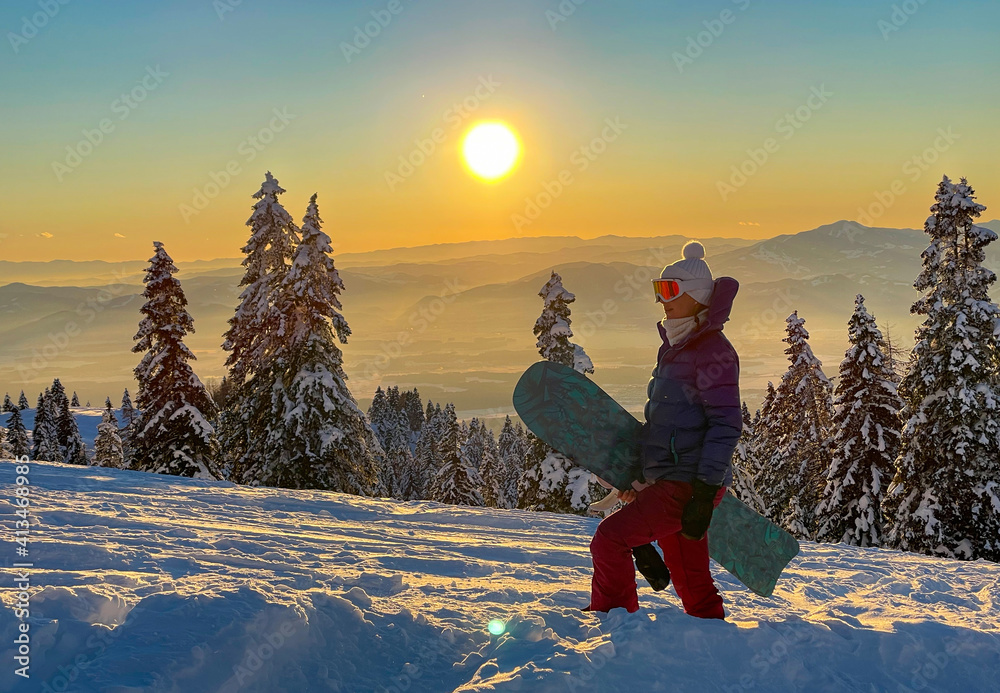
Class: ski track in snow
1,461,999,693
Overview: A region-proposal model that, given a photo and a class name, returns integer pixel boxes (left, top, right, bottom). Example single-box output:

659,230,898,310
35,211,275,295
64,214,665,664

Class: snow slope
1,460,998,693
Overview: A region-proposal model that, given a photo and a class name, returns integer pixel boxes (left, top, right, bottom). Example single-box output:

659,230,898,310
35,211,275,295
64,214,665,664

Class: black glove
681,479,722,541
632,543,670,591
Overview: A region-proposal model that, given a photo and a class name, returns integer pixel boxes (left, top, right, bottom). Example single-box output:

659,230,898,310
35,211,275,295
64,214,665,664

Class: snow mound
1,460,998,692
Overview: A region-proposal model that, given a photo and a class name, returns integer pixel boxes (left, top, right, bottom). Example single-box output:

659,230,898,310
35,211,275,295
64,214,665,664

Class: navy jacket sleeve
694,336,742,486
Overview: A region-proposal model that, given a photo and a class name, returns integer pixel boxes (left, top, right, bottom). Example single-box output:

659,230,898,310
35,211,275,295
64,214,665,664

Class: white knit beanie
658,240,715,306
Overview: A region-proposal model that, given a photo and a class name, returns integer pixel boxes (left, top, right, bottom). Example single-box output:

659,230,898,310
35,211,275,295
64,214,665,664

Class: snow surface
2,460,999,692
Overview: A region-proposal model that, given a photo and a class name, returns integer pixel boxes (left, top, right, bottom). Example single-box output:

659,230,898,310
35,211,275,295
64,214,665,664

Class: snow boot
632,543,670,591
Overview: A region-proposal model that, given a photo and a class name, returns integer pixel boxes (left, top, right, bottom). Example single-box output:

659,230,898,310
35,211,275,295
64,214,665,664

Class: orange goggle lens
652,279,682,302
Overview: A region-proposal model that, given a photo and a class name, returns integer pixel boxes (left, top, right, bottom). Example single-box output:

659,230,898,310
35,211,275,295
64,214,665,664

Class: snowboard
512,360,799,598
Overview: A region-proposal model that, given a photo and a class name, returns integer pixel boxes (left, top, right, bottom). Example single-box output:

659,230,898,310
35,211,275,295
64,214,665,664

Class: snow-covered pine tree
0,428,10,459
533,271,594,375
429,404,484,506
18,391,29,410
408,416,439,500
731,402,764,512
461,418,485,471
3,407,30,459
31,389,60,462
2,393,13,412
476,425,502,506
70,391,80,407
757,312,834,538
382,408,416,499
883,176,1000,561
50,379,88,465
814,295,902,547
220,172,302,479
93,398,126,469
520,271,599,513
750,382,778,480
517,430,546,510
367,387,394,443
241,194,380,494
222,172,302,387
386,385,401,413
131,242,218,478
489,416,525,509
119,388,137,466
401,388,425,439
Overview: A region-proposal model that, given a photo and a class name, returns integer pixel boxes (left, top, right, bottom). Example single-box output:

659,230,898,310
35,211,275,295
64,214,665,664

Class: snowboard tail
513,360,798,598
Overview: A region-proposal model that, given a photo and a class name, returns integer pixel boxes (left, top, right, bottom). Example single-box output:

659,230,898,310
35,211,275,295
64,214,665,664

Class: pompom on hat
658,240,715,306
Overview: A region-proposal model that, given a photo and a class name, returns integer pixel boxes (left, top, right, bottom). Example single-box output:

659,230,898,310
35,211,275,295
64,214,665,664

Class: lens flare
487,619,505,635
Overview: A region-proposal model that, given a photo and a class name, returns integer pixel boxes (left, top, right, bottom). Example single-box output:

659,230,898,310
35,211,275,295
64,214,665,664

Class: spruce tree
2,393,13,412
409,419,439,500
220,172,302,479
429,404,484,506
490,416,525,509
367,387,394,443
49,379,87,465
757,312,834,538
119,388,137,466
521,271,598,513
883,176,1000,561
18,391,29,410
533,271,594,374
732,402,764,512
814,295,902,547
93,398,126,469
240,194,379,493
31,390,60,462
131,242,218,478
222,171,301,386
3,407,30,459
70,392,80,407
401,388,425,442
382,409,416,499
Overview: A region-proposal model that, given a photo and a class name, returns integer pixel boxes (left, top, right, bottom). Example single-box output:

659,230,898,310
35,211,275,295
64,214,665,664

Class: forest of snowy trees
3,174,999,562
732,176,1000,562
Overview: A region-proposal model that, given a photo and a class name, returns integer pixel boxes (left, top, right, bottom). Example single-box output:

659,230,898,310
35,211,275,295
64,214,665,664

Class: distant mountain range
2,220,999,421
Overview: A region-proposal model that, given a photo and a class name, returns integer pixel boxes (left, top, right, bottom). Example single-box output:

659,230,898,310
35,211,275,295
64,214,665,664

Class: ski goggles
651,277,714,303
652,278,684,303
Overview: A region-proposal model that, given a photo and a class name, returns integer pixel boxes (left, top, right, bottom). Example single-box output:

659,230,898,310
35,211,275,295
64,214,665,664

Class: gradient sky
1,0,997,262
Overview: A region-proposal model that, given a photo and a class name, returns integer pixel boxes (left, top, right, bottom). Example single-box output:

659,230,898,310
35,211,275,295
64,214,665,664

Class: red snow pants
587,480,727,619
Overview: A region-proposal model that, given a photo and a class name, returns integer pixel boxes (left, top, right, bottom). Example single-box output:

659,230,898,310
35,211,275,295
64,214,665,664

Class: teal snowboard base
513,360,799,598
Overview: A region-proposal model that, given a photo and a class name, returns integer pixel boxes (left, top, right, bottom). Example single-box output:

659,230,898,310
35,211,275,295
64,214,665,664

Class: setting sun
462,121,521,181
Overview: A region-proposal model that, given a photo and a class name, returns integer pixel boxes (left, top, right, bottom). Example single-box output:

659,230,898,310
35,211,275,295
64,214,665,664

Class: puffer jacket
640,277,742,488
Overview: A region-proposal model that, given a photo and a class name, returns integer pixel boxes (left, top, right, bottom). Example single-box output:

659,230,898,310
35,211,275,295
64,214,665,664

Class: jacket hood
656,276,739,351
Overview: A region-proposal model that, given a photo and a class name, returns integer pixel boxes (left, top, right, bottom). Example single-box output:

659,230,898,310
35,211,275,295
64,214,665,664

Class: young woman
585,241,742,619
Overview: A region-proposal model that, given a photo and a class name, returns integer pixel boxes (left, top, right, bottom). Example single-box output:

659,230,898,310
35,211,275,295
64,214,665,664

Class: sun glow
462,122,520,181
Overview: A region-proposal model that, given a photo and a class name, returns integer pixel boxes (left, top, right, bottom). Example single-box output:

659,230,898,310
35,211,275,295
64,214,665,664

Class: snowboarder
585,241,742,619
